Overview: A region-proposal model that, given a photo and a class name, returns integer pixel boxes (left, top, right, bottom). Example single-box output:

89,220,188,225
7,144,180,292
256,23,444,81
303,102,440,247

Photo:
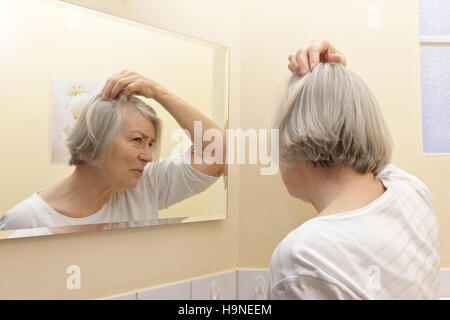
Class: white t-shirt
0,150,219,231
270,164,440,300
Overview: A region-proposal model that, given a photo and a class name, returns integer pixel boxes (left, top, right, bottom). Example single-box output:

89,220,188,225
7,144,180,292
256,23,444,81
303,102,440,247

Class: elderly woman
0,71,224,232
270,39,440,299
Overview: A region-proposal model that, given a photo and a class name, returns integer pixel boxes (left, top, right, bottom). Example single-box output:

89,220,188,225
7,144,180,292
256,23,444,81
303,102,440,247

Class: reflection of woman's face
102,105,156,191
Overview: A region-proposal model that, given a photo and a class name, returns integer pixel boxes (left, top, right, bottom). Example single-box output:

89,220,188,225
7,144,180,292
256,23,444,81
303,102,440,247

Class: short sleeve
0,202,35,231
270,222,364,300
146,149,219,210
271,274,359,300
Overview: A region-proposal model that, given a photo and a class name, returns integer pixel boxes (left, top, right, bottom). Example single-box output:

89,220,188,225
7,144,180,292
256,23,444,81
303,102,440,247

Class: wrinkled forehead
117,103,156,139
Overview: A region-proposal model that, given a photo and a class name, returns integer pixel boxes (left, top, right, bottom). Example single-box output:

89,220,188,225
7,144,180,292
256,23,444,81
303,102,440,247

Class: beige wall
238,0,450,268
0,0,448,299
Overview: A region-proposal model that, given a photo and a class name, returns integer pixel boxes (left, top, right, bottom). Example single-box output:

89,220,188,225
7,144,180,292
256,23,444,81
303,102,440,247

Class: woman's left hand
289,38,347,76
100,70,164,100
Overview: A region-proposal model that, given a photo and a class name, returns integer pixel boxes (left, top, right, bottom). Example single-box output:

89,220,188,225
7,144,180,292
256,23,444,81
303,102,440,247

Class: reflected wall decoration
51,81,104,163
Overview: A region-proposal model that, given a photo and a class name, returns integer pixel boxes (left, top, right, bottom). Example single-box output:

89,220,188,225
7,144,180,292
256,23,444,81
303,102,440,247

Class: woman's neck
39,164,115,218
296,164,387,217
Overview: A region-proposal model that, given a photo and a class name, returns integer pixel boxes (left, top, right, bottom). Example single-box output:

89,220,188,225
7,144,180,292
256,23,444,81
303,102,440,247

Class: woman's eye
149,143,153,148
133,137,142,143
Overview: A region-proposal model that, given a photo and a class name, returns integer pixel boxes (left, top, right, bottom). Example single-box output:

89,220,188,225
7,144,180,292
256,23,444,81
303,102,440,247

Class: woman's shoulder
377,164,430,190
270,219,336,282
0,193,40,230
274,219,327,256
377,164,433,206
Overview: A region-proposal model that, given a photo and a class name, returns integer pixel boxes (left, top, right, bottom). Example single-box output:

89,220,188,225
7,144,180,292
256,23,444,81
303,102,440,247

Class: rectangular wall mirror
0,0,229,239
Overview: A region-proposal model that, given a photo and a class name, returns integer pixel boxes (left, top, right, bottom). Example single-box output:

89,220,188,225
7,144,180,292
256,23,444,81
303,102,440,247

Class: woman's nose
139,148,153,163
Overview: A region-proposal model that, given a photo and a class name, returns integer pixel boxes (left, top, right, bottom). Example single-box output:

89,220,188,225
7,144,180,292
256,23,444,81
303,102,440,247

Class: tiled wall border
104,269,270,300
440,268,450,299
104,268,450,300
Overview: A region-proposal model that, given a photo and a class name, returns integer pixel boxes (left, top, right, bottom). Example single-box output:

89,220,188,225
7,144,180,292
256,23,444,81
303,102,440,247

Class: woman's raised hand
288,38,347,76
100,70,163,100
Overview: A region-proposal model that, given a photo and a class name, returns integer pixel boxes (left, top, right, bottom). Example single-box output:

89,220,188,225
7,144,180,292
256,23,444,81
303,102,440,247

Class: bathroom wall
0,0,241,299
238,0,450,268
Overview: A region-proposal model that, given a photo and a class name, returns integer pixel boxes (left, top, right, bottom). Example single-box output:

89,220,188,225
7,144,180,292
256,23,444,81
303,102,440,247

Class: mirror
0,0,229,239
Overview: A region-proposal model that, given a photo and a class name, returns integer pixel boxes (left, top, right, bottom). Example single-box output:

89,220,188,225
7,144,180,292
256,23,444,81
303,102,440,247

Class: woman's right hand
288,38,347,76
100,70,165,101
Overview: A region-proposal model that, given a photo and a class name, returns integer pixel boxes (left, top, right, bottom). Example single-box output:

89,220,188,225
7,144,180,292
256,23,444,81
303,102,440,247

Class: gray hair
272,63,393,176
66,93,162,167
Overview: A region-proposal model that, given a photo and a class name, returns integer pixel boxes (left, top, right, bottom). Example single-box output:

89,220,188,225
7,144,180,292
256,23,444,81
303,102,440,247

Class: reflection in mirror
0,0,229,239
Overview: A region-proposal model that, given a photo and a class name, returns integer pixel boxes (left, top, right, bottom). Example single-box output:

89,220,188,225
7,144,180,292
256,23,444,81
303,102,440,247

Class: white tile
137,280,191,300
440,268,450,298
237,269,270,300
191,270,236,300
105,292,136,300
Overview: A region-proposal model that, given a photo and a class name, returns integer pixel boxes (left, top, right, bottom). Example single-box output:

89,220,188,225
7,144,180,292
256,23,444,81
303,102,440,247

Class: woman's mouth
132,169,143,176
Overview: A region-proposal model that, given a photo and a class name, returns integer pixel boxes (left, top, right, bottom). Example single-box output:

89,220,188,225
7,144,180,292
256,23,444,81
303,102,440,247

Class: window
419,0,450,153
